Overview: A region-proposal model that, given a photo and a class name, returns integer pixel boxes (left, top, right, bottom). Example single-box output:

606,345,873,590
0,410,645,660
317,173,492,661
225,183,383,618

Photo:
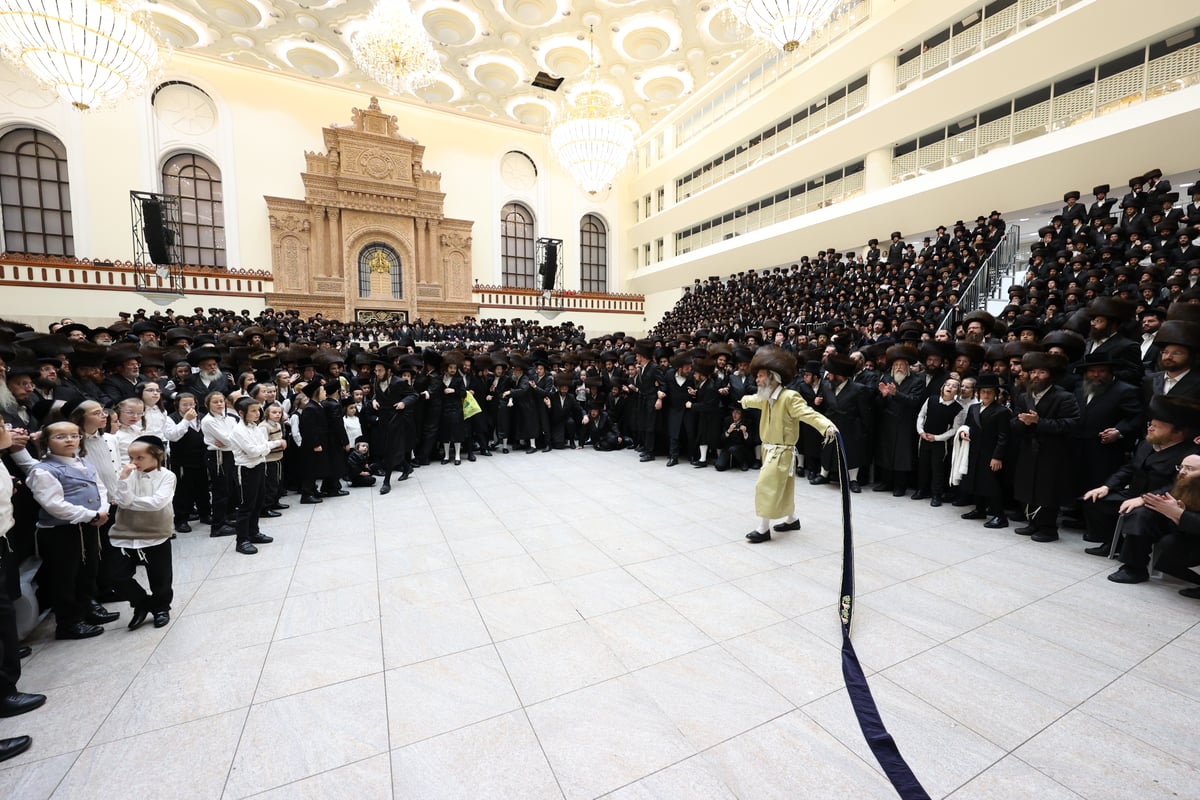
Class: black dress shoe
16,646,31,659
1107,567,1148,584
930,496,943,508
188,512,201,521
152,611,170,628
299,494,323,504
807,474,827,485
442,457,450,464
1013,525,1036,535
1084,544,1110,556
479,449,492,457
210,524,237,538
773,519,801,532
174,522,191,534
848,481,861,493
1179,586,1200,599
380,484,391,495
55,622,104,640
467,453,476,462
0,735,31,763
872,483,894,493
666,458,679,467
128,608,149,630
1031,531,1059,542
0,692,46,718
639,454,655,462
746,531,772,544
86,603,119,625
268,503,290,510
524,448,537,455
892,488,907,497
260,509,282,518
249,533,274,544
398,470,412,481
693,461,708,468
911,491,930,501
454,459,461,466
323,489,349,497
983,517,1009,529
235,541,258,555
961,509,987,520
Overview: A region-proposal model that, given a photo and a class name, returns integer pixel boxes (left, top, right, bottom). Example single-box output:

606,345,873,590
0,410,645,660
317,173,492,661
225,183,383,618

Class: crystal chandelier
549,27,639,196
729,0,840,52
0,0,168,110
351,0,440,95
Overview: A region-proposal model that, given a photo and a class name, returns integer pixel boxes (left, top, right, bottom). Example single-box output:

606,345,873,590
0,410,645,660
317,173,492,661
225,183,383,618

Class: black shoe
249,533,274,544
809,474,830,485
16,646,31,659
188,512,201,521
0,735,31,763
174,522,191,534
454,459,461,466
1179,586,1200,599
501,447,509,454
268,503,290,510
961,509,987,520
299,494,323,504
892,488,907,497
323,489,349,497
1107,567,1149,584
210,524,237,538
666,458,679,467
380,484,391,495
542,447,552,453
773,519,801,532
479,449,492,457
467,453,476,462
693,461,708,468
930,496,943,508
1031,531,1059,542
639,454,655,462
235,541,258,555
1014,525,1035,536
524,448,537,455
983,517,1009,529
442,458,450,464
746,531,772,544
873,483,894,493
260,509,282,518
85,603,119,625
1084,544,1110,556
55,622,104,640
911,491,930,501
128,607,149,630
153,611,170,628
0,692,46,718
398,470,412,481
848,481,861,493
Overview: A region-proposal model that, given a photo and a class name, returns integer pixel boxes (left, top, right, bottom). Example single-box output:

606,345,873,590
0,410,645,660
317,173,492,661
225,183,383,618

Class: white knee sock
784,513,797,523
454,443,461,461
848,467,859,480
698,445,708,462
443,443,450,460
757,517,770,533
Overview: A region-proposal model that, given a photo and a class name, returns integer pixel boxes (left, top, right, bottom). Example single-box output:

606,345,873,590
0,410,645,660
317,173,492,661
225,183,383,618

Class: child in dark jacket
346,437,377,487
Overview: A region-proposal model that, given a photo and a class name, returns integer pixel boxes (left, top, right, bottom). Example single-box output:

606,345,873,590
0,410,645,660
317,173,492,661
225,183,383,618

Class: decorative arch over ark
263,97,475,321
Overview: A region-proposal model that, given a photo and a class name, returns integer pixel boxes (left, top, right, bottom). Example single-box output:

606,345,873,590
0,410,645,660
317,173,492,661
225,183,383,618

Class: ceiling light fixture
350,0,439,94
0,0,169,110
728,0,839,52
548,25,639,196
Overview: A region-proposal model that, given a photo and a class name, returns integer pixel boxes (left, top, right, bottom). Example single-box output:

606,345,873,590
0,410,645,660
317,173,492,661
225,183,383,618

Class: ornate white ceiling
145,0,752,129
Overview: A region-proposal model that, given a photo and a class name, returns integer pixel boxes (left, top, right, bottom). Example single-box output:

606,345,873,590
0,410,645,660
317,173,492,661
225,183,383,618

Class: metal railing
938,225,1021,333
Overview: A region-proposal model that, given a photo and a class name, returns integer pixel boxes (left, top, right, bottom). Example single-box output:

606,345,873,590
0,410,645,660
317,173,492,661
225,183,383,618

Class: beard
1027,377,1049,394
1172,471,1200,511
756,381,774,399
1088,325,1109,342
1083,377,1109,395
200,368,221,383
891,366,909,383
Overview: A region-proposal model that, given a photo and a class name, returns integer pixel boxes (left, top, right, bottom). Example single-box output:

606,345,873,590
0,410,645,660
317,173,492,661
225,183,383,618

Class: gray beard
756,383,773,399
200,369,221,383
892,367,909,383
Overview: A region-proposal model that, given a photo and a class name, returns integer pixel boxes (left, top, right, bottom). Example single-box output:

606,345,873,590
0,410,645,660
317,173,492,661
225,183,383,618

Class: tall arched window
0,127,73,257
501,202,535,288
162,153,225,267
358,242,402,299
580,213,608,294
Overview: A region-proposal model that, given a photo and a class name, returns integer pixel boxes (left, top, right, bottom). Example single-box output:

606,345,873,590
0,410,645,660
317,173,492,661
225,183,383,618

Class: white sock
848,467,859,480
699,445,708,462
454,443,461,460
443,443,450,460
820,468,829,477
757,517,770,533
784,514,797,523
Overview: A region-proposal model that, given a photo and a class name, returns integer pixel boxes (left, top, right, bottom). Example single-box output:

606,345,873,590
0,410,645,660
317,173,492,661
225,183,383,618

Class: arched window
162,153,225,267
501,202,535,288
580,213,608,294
358,242,402,299
0,127,73,257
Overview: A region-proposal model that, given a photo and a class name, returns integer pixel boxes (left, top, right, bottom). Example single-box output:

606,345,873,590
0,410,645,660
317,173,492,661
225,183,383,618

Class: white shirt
1164,369,1190,394
81,430,121,498
144,406,196,443
343,415,363,443
201,412,239,451
110,467,176,549
229,422,279,468
27,455,109,526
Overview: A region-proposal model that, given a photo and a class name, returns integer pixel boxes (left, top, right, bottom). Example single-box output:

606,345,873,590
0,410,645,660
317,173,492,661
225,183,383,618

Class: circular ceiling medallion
501,0,559,27
472,60,519,93
543,43,589,77
285,47,339,79
153,83,217,136
642,75,685,103
702,10,745,44
147,13,202,49
619,27,671,61
295,13,319,30
416,79,457,104
208,0,262,28
422,7,477,45
231,33,254,48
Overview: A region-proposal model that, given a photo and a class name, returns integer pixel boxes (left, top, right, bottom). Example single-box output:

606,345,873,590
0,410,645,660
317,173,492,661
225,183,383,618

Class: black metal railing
938,224,1021,333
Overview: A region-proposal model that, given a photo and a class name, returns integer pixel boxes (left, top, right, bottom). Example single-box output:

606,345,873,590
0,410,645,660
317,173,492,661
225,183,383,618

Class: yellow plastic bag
463,392,482,420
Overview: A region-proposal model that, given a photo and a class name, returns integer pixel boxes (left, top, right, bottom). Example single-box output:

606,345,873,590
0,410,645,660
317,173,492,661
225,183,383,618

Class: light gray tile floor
2,448,1199,798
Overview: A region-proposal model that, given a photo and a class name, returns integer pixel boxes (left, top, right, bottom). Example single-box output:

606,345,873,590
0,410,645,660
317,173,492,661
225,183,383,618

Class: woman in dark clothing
438,356,468,464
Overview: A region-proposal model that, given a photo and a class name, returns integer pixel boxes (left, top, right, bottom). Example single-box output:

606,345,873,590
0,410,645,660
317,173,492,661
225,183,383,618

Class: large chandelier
351,0,440,95
0,0,167,110
729,0,840,51
549,27,639,196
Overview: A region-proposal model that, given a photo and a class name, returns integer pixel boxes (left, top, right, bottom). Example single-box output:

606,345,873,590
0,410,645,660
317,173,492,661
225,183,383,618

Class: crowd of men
0,168,1198,762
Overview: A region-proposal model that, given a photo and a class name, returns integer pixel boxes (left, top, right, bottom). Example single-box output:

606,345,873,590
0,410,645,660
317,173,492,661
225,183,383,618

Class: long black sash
833,431,930,799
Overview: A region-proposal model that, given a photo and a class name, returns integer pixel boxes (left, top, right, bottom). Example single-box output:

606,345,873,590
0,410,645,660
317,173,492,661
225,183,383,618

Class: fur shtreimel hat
748,346,797,385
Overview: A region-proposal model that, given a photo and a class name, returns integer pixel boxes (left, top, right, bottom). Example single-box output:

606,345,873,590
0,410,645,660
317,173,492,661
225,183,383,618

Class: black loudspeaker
141,199,175,265
539,243,558,290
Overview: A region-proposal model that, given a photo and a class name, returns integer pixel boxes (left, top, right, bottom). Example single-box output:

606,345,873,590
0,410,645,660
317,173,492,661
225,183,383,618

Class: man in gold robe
740,346,838,543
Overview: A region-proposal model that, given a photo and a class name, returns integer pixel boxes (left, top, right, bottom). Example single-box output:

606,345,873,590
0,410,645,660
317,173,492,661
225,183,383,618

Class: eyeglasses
51,434,81,441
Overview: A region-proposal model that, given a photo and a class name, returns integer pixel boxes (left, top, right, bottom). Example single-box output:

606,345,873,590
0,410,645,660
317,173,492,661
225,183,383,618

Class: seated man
1081,394,1200,554
1108,454,1200,593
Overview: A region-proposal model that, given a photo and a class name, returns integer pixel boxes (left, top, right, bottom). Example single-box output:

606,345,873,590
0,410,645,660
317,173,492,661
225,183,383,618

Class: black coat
875,373,926,472
819,379,873,469
1010,385,1081,507
371,377,417,468
437,373,467,443
691,378,722,448
959,401,1011,499
297,403,332,481
1103,438,1200,497
506,373,539,442
1141,370,1200,408
1071,379,1142,494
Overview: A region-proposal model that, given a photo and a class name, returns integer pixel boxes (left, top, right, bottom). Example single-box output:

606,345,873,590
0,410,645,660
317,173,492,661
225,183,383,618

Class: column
864,56,899,194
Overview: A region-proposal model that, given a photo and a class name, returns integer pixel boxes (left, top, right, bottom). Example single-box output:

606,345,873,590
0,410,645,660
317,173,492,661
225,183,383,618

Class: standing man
632,340,662,462
740,347,837,543
1011,352,1081,542
812,354,871,492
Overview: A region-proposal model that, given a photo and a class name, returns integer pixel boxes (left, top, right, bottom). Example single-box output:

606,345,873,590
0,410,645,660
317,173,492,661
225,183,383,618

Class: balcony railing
0,254,273,297
472,285,644,315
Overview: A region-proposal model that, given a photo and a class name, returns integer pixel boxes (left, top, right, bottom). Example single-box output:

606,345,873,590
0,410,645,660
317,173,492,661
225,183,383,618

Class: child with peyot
110,436,176,629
